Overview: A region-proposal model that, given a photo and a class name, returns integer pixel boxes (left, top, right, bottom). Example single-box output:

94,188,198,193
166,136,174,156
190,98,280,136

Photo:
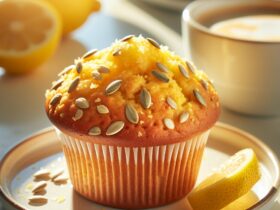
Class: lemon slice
0,0,62,74
188,148,261,210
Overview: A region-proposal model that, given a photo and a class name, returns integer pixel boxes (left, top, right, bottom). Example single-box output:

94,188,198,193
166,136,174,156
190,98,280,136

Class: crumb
138,131,143,137
55,195,66,204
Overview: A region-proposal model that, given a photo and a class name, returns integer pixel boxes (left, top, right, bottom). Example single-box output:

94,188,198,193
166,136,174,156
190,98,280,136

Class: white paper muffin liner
56,129,210,209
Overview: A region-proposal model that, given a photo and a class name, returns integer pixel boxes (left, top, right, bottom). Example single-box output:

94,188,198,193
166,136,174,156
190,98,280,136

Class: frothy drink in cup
210,15,280,42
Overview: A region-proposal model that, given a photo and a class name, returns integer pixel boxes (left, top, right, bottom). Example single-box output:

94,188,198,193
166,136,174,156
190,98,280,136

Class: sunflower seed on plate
152,70,169,83
75,59,83,73
201,79,208,90
58,65,74,77
51,79,63,90
179,112,189,123
106,121,125,136
98,66,110,73
193,89,206,107
88,126,101,136
32,181,47,193
113,49,121,56
68,77,80,93
82,49,98,59
50,94,62,106
105,80,122,95
28,196,48,204
96,104,109,114
166,97,177,109
178,64,189,79
72,109,83,121
125,104,139,124
156,62,168,72
53,174,68,183
92,71,102,80
75,97,89,109
50,168,64,180
186,61,196,74
33,169,50,179
140,88,152,109
120,35,134,42
163,118,175,129
147,38,160,49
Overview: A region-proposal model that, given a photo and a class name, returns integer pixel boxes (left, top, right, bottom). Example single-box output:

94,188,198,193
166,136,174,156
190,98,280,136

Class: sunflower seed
178,64,189,79
140,88,152,109
82,49,98,59
50,168,64,180
51,79,63,90
166,97,177,109
28,196,48,204
98,66,110,73
50,94,62,106
75,97,89,109
121,35,134,42
75,59,83,73
105,80,122,95
201,79,208,90
58,65,74,77
92,72,102,80
186,61,196,74
152,70,169,83
72,109,83,121
113,49,121,56
147,38,160,49
53,174,68,183
156,62,168,73
68,77,80,93
88,126,101,136
179,112,189,123
32,181,47,193
94,98,101,103
125,104,139,124
33,169,50,179
193,89,206,107
106,121,125,136
163,118,175,129
97,104,109,114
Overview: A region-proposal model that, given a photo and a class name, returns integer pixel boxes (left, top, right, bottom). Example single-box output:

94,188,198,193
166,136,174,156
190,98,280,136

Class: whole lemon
46,0,101,35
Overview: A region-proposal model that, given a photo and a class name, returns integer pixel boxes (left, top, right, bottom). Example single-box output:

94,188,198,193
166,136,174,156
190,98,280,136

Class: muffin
45,35,220,209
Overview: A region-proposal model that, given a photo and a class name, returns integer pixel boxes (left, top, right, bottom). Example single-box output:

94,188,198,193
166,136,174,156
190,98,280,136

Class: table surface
0,0,279,209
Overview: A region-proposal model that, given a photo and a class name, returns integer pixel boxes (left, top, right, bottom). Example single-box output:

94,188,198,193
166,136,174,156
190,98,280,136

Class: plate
0,122,279,210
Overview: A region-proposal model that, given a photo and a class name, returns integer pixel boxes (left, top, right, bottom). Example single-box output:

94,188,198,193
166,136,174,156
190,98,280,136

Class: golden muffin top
45,35,220,146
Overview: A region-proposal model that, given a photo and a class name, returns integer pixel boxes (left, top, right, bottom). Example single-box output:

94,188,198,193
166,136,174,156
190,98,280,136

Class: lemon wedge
0,0,62,74
188,148,261,210
222,190,259,210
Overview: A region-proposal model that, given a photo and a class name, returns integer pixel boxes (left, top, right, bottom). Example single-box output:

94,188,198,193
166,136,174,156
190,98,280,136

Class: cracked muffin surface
45,35,220,146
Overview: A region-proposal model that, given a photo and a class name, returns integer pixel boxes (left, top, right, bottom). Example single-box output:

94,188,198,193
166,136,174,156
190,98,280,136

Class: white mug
182,0,280,116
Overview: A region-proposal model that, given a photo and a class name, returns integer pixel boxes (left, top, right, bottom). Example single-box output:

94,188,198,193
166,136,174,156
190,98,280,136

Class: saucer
0,122,279,209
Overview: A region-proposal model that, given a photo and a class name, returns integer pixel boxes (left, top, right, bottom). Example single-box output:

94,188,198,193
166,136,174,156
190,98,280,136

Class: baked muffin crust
45,36,220,146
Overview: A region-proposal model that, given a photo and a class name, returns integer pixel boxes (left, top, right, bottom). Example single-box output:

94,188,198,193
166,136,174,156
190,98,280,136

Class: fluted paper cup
56,129,210,209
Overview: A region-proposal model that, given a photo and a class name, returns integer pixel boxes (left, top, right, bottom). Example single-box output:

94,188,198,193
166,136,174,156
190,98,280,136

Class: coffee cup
182,0,280,116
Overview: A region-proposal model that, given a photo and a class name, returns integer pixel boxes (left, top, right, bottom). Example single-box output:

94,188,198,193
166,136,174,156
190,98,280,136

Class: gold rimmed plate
0,122,279,209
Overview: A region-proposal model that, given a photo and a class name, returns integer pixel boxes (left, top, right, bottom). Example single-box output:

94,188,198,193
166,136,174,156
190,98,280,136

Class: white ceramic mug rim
183,0,280,45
